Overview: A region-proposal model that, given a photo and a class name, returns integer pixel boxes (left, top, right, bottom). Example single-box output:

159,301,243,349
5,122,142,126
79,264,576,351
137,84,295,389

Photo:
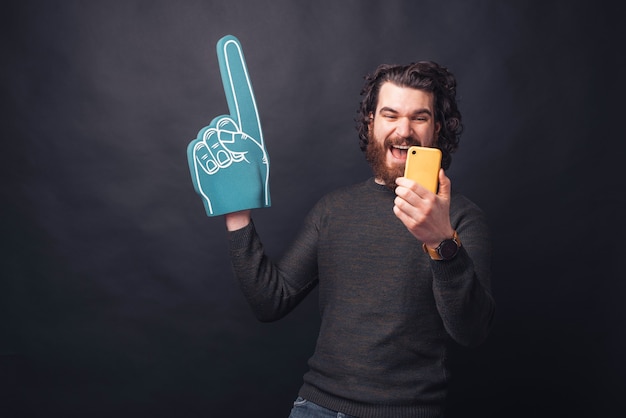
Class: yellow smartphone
403,146,442,193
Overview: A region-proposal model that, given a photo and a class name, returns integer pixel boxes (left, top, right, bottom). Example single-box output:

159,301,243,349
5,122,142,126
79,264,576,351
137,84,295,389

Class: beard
365,134,410,190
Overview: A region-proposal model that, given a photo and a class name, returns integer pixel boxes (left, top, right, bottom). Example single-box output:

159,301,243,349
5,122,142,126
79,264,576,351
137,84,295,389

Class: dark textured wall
2,1,624,417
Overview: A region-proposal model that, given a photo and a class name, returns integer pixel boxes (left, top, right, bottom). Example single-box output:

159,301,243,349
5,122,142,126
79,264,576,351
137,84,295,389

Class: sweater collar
367,177,395,194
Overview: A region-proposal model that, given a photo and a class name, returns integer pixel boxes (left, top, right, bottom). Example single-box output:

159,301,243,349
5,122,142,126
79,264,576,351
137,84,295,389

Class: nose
395,117,411,140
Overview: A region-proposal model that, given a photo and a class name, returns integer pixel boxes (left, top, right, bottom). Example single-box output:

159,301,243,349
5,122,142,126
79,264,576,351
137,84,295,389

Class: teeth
392,145,410,150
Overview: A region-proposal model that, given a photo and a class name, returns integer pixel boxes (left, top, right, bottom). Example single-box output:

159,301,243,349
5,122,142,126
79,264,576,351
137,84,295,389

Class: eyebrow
378,106,433,117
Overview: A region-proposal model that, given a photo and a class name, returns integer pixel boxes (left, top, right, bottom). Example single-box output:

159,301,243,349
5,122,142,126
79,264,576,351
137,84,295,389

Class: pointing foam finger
217,35,263,145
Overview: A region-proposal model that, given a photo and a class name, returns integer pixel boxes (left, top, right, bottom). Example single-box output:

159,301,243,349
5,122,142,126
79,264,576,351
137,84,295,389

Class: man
224,61,495,418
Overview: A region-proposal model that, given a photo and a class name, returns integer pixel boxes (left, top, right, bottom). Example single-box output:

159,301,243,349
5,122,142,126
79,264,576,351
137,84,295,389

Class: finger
215,117,240,146
395,176,417,192
192,140,219,175
203,127,232,169
393,196,426,231
396,176,431,200
437,169,451,199
394,187,423,219
217,35,263,144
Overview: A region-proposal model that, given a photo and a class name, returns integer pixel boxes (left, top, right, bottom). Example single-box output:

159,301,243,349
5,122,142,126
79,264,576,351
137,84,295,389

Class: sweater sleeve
228,212,320,322
430,197,496,347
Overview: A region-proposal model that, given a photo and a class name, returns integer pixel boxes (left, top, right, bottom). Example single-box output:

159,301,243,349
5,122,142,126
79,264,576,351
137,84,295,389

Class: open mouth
389,144,410,161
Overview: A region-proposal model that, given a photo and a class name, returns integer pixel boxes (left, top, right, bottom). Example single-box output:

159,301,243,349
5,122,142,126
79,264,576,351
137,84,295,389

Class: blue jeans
288,397,357,418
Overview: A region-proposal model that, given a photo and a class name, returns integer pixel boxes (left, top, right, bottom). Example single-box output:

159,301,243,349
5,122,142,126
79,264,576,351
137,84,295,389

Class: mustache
384,136,420,147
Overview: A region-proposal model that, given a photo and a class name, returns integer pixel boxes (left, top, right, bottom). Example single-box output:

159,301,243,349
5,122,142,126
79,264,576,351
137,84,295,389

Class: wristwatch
423,230,462,261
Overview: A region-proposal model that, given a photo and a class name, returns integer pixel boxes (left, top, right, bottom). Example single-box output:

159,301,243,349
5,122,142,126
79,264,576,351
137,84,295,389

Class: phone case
403,146,442,193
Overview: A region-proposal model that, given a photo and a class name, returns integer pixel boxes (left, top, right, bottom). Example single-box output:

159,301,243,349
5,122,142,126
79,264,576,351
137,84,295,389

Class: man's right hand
187,35,270,217
225,210,252,231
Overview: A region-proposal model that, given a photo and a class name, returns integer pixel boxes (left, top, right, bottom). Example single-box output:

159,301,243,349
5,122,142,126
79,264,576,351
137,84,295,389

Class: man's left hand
393,169,455,248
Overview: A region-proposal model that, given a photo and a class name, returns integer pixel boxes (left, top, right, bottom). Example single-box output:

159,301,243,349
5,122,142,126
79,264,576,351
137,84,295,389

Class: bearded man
224,62,495,418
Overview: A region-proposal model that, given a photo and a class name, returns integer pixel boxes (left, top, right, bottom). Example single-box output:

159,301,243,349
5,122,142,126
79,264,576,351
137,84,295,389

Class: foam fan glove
187,35,270,216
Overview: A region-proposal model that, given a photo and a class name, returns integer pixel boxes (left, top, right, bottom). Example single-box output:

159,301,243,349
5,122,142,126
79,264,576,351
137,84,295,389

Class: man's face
366,82,440,188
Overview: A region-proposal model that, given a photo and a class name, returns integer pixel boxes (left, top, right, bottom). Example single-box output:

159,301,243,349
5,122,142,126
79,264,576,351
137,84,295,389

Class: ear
433,122,442,146
367,112,374,129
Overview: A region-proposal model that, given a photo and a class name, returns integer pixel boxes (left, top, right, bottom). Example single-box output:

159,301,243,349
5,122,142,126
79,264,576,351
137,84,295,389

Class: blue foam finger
187,35,271,216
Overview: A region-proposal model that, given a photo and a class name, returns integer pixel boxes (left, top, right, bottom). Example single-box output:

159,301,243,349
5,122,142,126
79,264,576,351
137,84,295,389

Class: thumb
437,169,451,199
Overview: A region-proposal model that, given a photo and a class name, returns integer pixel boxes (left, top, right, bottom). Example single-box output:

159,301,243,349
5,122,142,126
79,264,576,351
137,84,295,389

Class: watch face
438,239,459,260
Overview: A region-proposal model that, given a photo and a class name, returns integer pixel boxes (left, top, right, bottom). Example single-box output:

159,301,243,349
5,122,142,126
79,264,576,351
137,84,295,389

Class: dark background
2,1,625,417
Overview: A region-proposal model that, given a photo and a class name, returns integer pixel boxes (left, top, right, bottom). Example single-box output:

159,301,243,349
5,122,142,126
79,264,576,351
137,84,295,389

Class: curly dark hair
356,61,463,170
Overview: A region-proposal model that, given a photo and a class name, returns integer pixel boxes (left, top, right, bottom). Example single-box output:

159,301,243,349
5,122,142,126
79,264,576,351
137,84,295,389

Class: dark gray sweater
228,178,495,418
